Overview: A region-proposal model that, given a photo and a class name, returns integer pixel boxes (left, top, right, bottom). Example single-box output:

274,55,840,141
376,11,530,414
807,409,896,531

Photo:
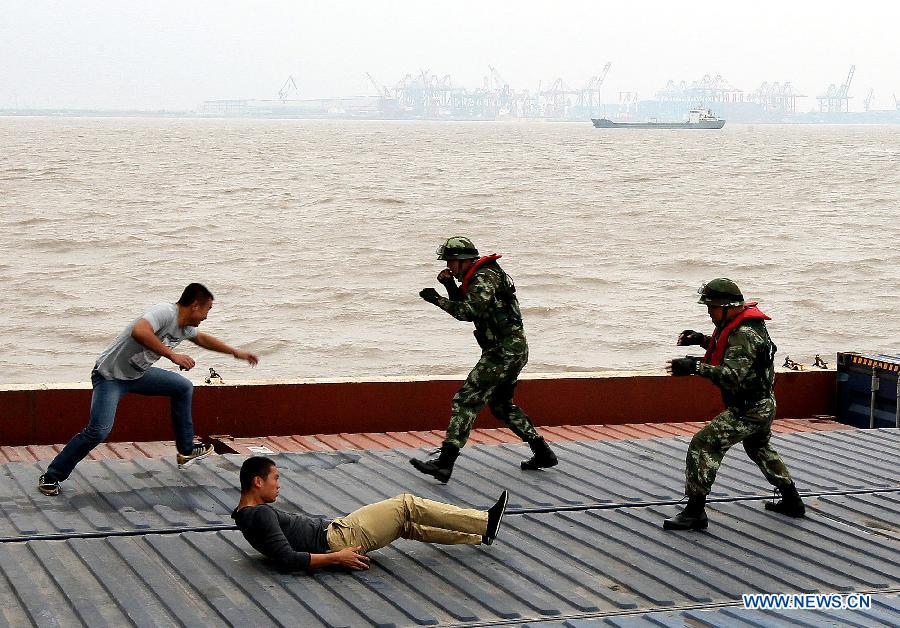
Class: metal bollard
869,369,879,429
896,377,900,429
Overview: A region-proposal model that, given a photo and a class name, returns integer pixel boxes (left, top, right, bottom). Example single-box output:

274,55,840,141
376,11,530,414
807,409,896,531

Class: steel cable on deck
1,485,896,544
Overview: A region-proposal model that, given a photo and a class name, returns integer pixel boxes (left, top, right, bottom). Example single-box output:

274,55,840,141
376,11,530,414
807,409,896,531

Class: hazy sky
2,1,898,111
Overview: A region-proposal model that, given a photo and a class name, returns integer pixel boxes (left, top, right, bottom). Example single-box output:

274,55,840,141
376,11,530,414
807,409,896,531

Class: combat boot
765,482,806,518
410,443,460,483
663,495,708,530
521,436,558,470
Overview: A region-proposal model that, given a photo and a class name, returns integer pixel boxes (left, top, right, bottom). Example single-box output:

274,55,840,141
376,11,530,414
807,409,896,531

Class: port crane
818,65,855,113
863,88,874,112
578,62,612,115
365,72,391,99
750,81,804,113
540,77,581,118
278,75,298,102
486,65,517,115
365,72,400,115
487,65,508,92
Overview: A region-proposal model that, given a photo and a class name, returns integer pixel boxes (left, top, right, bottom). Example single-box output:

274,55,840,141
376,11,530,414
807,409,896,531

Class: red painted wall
0,371,835,446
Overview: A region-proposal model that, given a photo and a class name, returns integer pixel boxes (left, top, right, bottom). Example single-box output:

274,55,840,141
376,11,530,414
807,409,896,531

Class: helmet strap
717,305,729,329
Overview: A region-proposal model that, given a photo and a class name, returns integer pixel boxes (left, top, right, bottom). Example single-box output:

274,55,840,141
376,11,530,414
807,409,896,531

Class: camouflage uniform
434,260,540,448
686,318,793,497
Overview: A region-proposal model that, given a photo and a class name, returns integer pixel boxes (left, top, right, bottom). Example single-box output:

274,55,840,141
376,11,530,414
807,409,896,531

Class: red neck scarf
703,303,770,366
460,255,502,296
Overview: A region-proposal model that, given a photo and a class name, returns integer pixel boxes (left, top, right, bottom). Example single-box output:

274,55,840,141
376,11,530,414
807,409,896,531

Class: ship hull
0,371,832,446
592,118,725,129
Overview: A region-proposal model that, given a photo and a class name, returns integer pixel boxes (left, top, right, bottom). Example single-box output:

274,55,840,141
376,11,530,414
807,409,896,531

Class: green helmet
436,236,479,260
697,278,745,306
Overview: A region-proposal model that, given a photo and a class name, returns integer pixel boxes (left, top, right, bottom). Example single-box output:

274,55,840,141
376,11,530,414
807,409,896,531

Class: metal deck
1,428,898,626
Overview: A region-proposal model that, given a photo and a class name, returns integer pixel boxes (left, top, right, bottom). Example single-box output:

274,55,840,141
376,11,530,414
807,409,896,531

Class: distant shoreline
0,109,199,119
3,109,900,125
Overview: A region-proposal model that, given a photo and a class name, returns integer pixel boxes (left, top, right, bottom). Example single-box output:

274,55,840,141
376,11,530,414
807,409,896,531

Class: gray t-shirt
95,303,198,380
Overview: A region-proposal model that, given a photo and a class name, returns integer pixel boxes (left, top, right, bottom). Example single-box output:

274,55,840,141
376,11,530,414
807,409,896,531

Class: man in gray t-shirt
94,302,200,381
38,283,259,496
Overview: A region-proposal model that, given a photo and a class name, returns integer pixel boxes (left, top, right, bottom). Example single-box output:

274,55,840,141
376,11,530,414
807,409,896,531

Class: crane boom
839,65,855,97
365,72,390,98
488,65,508,90
597,62,611,88
278,75,298,101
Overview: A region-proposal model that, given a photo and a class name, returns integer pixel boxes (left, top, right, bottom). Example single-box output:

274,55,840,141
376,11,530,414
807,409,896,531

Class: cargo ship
592,107,725,129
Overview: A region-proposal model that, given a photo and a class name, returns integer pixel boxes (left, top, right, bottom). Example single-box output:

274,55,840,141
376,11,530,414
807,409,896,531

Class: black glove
439,275,463,300
419,288,440,304
669,356,701,376
677,329,706,346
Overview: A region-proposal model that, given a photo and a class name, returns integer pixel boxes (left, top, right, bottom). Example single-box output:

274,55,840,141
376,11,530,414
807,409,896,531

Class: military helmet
436,236,479,260
697,278,745,306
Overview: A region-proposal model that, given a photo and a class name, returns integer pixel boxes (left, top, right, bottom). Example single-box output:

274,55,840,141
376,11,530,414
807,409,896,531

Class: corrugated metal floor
0,428,897,626
0,418,848,462
2,427,893,538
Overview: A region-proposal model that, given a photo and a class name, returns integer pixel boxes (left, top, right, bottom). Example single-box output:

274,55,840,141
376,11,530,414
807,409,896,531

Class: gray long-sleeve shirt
232,504,330,571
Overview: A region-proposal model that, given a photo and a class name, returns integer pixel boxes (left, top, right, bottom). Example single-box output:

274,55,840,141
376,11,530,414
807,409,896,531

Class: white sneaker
38,473,60,496
177,443,214,468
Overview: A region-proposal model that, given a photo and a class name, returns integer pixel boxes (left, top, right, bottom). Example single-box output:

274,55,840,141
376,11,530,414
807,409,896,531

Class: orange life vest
703,303,770,366
460,254,502,296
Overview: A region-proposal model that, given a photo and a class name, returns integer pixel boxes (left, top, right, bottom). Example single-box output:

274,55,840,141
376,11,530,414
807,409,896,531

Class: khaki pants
325,493,487,553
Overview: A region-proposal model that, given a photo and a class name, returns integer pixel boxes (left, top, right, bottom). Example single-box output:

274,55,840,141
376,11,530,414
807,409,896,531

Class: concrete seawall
0,370,835,446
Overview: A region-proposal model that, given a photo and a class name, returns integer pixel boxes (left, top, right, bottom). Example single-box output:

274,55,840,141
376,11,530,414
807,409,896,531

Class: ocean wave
520,305,572,315
296,196,336,207
60,305,107,316
461,192,495,199
6,216,56,227
357,196,406,204
221,186,262,195
21,239,92,253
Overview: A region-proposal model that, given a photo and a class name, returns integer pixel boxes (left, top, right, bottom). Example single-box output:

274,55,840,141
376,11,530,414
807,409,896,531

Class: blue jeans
47,367,195,481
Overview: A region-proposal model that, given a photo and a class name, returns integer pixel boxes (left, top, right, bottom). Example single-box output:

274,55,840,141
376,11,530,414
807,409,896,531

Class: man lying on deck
232,456,509,571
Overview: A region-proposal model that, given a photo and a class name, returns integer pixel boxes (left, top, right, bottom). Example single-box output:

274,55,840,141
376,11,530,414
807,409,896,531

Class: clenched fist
419,288,440,304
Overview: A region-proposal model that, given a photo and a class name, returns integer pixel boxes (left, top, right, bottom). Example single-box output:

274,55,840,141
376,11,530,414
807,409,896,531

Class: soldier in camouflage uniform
663,278,805,530
410,236,558,483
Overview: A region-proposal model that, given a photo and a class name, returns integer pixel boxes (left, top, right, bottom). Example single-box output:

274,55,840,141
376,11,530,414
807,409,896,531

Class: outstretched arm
309,547,370,571
191,332,259,366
